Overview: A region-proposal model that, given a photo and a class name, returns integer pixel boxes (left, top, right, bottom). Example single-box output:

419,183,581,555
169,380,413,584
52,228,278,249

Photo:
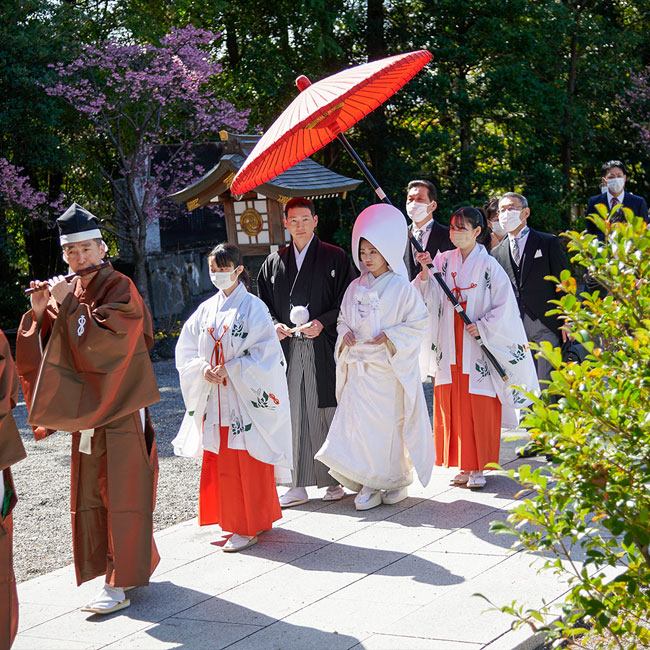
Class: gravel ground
11,358,201,584
11,359,433,584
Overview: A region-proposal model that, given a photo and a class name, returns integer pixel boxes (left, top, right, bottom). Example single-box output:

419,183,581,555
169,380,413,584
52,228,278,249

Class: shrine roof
169,132,361,209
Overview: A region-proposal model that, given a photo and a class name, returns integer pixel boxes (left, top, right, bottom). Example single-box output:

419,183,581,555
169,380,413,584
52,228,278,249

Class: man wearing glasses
490,192,568,388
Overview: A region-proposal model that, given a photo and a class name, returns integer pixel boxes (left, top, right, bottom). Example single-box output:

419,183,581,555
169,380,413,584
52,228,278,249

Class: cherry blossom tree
45,25,249,303
619,67,650,152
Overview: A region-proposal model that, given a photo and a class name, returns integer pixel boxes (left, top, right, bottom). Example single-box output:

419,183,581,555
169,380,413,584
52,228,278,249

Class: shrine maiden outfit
0,330,26,649
16,204,160,613
316,205,434,502
173,282,292,540
414,243,538,475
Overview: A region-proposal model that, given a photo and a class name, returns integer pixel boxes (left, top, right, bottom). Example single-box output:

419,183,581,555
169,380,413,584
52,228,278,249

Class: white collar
606,189,625,205
293,234,315,271
411,217,434,233
215,281,246,309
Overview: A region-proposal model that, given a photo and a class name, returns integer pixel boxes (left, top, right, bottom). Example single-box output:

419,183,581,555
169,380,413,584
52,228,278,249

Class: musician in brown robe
0,329,27,648
16,203,160,615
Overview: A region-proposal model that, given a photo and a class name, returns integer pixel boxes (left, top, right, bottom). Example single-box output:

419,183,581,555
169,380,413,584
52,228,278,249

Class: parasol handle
409,233,508,381
336,133,390,203
336,131,507,381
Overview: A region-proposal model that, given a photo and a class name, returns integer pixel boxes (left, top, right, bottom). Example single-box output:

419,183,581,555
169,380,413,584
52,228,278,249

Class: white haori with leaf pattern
413,244,539,408
173,283,293,482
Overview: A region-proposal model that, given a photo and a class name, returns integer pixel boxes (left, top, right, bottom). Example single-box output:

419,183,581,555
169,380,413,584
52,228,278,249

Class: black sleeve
548,235,568,281
638,197,648,222
313,251,356,328
256,259,281,324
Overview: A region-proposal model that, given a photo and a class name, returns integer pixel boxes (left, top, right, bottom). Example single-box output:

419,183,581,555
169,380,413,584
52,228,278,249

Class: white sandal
322,485,345,501
223,534,258,552
467,472,487,489
81,584,130,615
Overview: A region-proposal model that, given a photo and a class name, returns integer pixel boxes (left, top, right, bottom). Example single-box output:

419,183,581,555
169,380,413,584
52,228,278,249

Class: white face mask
406,201,430,224
498,209,522,233
606,177,625,195
449,231,475,249
210,270,237,291
490,219,508,237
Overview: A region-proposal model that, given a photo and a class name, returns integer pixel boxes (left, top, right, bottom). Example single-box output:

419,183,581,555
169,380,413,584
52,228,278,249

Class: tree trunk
224,18,240,68
456,73,473,203
561,23,579,225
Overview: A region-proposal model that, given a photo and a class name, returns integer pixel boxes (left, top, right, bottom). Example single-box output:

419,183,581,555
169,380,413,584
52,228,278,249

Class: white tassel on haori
289,305,310,327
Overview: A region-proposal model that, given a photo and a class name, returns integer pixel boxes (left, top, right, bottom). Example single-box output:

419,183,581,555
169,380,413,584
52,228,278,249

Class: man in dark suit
405,179,454,280
491,192,569,386
585,160,648,238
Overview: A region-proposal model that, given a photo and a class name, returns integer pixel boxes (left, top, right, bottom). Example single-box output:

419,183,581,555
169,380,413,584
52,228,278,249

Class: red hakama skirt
434,304,502,471
198,426,281,536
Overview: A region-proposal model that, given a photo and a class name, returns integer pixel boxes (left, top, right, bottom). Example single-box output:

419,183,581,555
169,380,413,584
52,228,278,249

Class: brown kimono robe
0,330,27,649
16,264,161,587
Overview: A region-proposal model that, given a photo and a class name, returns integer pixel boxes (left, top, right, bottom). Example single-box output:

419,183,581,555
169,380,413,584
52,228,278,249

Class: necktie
412,221,433,261
510,235,521,266
611,196,619,210
510,227,529,267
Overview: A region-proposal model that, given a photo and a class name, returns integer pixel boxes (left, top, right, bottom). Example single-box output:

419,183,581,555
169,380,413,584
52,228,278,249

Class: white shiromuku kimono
315,270,434,491
414,244,539,410
173,283,293,482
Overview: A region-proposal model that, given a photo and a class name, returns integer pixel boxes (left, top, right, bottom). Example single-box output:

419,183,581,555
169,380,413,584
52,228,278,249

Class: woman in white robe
414,207,539,489
174,244,292,552
315,204,434,511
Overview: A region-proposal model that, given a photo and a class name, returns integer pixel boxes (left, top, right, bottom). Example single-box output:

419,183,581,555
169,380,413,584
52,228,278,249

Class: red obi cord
450,272,477,301
207,325,229,431
207,325,228,381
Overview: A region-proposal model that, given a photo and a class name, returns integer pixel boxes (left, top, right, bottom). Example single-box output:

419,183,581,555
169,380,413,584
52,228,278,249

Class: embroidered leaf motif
188,410,194,416
231,411,253,435
511,390,527,405
250,387,276,410
232,321,248,339
475,358,490,380
507,343,527,365
484,269,491,290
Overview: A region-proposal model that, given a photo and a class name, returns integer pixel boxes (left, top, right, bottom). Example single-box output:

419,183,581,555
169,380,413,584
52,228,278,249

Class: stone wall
146,246,214,325
144,248,268,325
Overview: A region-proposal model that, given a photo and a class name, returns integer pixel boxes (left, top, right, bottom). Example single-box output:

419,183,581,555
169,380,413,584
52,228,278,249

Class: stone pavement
14,432,570,650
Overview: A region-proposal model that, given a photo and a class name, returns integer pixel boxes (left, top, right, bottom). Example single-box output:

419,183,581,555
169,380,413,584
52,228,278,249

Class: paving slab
14,429,572,650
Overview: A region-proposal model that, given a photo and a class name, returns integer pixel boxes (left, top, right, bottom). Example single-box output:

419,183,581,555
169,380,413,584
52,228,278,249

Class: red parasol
230,50,432,197
230,51,507,381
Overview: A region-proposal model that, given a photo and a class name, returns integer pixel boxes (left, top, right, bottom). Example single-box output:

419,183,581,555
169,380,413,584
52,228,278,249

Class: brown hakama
0,330,27,649
16,265,160,587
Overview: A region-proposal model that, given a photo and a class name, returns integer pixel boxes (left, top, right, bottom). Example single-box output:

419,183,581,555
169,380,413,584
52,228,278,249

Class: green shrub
487,205,650,649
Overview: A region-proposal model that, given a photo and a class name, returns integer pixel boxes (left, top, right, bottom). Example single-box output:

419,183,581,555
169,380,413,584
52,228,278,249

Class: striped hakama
287,336,337,488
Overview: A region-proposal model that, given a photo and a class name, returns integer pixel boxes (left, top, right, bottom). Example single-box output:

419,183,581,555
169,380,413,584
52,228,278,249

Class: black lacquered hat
57,203,102,245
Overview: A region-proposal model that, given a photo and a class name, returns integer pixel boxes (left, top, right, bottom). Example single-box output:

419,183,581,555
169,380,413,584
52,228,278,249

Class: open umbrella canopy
230,49,432,196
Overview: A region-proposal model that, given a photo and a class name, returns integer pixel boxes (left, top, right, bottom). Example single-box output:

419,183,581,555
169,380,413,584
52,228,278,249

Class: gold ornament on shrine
240,208,264,237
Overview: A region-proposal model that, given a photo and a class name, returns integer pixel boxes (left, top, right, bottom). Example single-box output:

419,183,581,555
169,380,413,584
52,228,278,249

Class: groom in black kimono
257,198,356,506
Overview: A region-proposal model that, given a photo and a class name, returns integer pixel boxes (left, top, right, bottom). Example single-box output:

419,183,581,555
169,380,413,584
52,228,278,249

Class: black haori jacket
257,237,356,408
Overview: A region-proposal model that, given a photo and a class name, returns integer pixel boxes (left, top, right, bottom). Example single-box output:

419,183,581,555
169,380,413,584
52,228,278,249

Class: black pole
336,131,508,381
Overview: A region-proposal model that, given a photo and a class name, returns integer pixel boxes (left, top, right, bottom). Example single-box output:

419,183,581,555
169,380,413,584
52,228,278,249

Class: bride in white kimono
315,204,434,511
174,244,292,552
414,207,539,489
